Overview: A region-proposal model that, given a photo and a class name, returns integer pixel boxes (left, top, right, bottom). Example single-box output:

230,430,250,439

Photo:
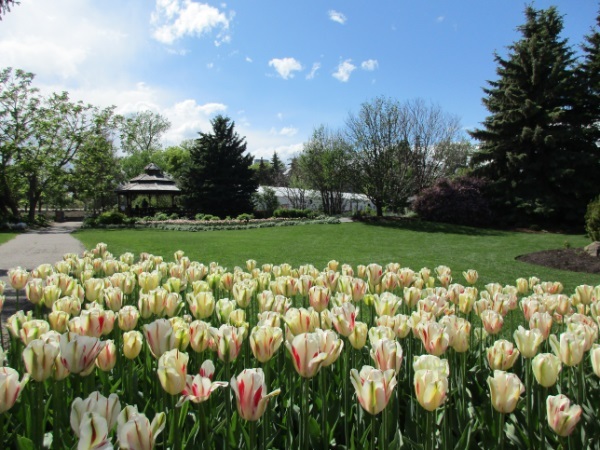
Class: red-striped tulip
8,267,29,290
96,339,117,372
546,394,582,437
417,321,449,356
284,307,320,336
104,287,123,312
143,319,176,359
59,332,105,374
186,291,215,320
331,303,358,337
231,368,281,421
20,319,50,345
370,338,403,374
317,328,344,367
118,306,140,331
487,370,524,413
480,309,503,335
308,285,331,313
487,339,520,371
22,339,60,381
350,365,397,415
117,410,166,450
189,320,210,353
0,367,29,413
285,332,328,378
25,279,45,305
178,360,228,406
70,391,121,437
76,412,112,450
208,324,245,363
250,325,284,363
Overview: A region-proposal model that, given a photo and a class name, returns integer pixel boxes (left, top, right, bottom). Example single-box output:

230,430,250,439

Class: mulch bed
516,248,600,274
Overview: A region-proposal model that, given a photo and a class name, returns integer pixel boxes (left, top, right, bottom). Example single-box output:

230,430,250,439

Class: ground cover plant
0,232,16,246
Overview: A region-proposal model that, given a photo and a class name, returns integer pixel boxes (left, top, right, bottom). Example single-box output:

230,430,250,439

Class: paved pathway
0,222,85,318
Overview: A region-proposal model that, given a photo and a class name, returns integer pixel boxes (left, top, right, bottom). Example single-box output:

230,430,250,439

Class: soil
516,247,600,274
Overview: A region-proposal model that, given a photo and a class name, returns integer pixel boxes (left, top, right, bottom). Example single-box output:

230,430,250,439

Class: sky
0,0,598,163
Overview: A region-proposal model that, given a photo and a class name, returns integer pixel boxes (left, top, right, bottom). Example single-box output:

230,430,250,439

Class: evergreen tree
470,6,595,226
182,115,257,218
270,151,286,186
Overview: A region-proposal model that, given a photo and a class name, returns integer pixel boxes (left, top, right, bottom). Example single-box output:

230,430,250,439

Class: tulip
349,321,368,349
350,365,397,415
6,310,33,337
70,391,121,437
178,362,228,406
49,311,70,333
487,370,524,413
331,303,358,337
549,332,585,367
84,278,104,303
529,311,553,340
486,339,520,371
230,368,281,421
366,263,383,292
228,309,247,328
591,344,600,377
118,306,140,331
189,320,210,353
283,307,320,336
22,339,61,381
308,285,331,313
25,279,45,305
76,412,112,450
532,353,562,387
376,314,411,339
123,331,143,360
117,410,166,450
413,355,450,377
104,287,123,312
8,267,29,290
20,319,50,345
417,321,450,356
208,324,245,363
462,269,478,285
373,292,401,317
546,394,582,437
403,286,421,308
513,326,543,358
96,339,117,372
186,291,215,320
413,369,448,411
138,271,160,293
480,309,504,335
215,298,236,323
0,367,29,413
257,311,281,328
285,332,328,378
458,288,477,314
317,328,344,367
143,319,176,359
157,349,188,395
233,280,256,308
368,325,396,347
250,325,284,363
60,332,105,374
370,338,403,374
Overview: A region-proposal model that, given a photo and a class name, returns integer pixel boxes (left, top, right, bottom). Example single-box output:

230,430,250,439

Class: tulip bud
351,365,397,415
96,339,117,372
414,369,448,411
8,267,29,290
549,332,585,367
546,394,582,437
486,339,520,371
22,339,60,382
370,338,403,374
462,269,478,285
123,331,143,359
285,332,328,378
349,322,368,349
157,349,188,395
250,326,284,363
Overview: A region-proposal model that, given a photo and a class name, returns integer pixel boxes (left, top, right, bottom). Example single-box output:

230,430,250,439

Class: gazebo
115,163,181,216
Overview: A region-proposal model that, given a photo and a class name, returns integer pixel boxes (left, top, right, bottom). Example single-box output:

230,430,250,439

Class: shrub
153,212,169,221
169,212,179,220
412,176,493,227
585,196,600,241
273,208,313,219
96,211,127,225
34,214,50,227
194,213,206,221
236,213,255,221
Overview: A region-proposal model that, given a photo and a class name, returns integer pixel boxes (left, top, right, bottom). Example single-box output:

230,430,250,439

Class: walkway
0,222,85,318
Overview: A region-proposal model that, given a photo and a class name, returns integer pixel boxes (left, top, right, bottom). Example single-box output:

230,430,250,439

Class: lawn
74,220,600,293
0,232,17,245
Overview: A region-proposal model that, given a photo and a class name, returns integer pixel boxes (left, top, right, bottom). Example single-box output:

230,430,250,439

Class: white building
257,186,374,213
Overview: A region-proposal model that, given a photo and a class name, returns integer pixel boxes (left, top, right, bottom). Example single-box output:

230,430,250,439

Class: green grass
0,232,17,245
74,221,600,293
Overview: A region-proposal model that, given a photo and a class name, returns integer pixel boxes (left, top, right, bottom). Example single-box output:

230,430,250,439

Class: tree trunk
376,202,383,217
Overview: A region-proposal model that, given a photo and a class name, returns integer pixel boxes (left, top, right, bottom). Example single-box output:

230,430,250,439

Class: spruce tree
470,6,592,226
182,115,257,218
270,151,286,186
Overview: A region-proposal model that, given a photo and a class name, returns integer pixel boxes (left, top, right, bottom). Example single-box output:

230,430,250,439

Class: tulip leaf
308,416,320,438
16,435,35,450
389,428,403,450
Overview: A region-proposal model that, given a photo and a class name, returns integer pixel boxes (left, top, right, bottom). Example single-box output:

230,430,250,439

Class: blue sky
0,0,597,162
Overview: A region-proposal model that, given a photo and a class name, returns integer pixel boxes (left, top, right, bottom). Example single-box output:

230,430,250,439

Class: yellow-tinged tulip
208,324,245,363
487,370,524,413
549,332,585,367
70,391,121,437
138,271,160,293
331,303,358,337
103,287,123,312
117,409,166,450
480,309,504,335
486,339,520,371
186,291,215,320
377,314,411,339
228,309,247,328
187,320,209,353
462,269,478,285
216,298,236,323
450,318,471,353
591,344,600,377
316,328,343,367
0,367,29,413
366,263,383,292
123,331,143,359
22,339,60,382
458,288,477,314
231,368,281,421
350,365,397,415
284,307,320,336
250,325,283,363
373,292,401,317
84,278,104,303
403,287,421,309
157,349,188,395
368,325,396,347
6,310,33,337
76,412,112,450
532,353,562,387
59,332,105,374
25,279,45,305
370,338,403,374
413,354,450,376
285,332,328,378
413,369,448,411
349,321,368,349
513,326,543,358
529,311,553,340
48,311,70,333
20,319,50,345
118,306,140,331
8,267,29,290
257,311,281,328
96,339,117,372
546,394,582,437
233,280,257,308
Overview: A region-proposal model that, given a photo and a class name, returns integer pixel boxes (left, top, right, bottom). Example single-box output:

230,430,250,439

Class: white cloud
151,0,232,46
268,57,302,80
279,127,298,137
436,16,445,23
245,56,253,63
162,99,227,144
361,59,378,71
328,10,347,25
306,62,321,80
332,59,356,82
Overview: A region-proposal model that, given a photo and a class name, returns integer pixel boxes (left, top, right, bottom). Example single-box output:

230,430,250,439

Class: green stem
250,420,257,450
52,380,63,450
320,369,328,447
370,413,376,450
525,359,534,448
302,377,309,450
225,363,231,450
343,346,349,448
382,407,388,450
498,412,506,450
577,362,584,405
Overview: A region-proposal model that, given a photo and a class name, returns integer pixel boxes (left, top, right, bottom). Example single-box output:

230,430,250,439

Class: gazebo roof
116,163,181,194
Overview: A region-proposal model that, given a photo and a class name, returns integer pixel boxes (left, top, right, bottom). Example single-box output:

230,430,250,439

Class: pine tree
270,151,286,186
470,6,594,226
182,115,257,217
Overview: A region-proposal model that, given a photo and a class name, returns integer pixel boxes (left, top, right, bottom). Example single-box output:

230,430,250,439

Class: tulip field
1,242,600,449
